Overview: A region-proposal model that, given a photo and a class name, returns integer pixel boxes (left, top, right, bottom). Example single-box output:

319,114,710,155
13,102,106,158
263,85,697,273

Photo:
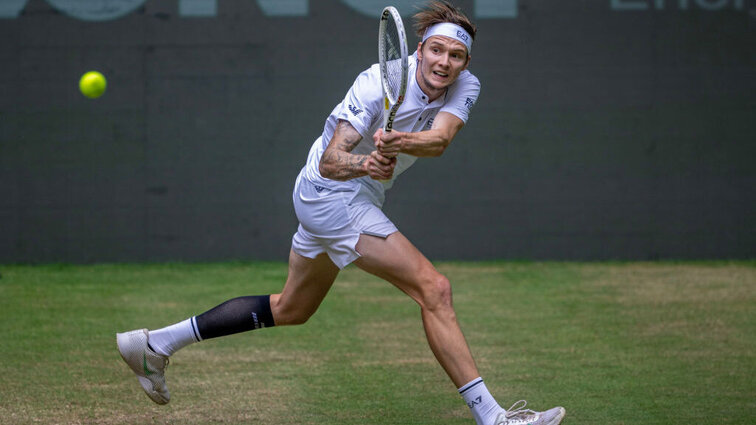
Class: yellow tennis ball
79,71,107,99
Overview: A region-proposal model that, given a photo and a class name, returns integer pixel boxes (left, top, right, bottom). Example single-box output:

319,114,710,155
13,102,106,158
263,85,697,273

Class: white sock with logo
459,377,505,425
148,317,202,357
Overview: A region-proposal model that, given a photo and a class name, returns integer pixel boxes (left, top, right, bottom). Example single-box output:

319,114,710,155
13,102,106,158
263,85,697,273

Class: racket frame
378,6,409,133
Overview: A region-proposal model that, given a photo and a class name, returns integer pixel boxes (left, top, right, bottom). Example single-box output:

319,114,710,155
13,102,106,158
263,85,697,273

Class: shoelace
152,351,169,369
495,400,538,425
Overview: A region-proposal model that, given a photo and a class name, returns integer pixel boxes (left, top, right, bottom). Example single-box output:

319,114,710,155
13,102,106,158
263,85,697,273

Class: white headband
422,22,473,54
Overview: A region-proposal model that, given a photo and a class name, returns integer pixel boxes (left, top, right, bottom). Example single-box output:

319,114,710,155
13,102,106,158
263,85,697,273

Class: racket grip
383,96,392,133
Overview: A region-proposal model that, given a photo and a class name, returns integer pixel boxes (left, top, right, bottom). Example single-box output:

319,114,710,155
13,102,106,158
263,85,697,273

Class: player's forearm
319,150,369,181
398,129,451,157
319,120,370,181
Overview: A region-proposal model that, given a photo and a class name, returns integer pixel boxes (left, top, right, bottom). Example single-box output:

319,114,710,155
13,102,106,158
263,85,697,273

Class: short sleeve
440,70,480,124
332,65,383,140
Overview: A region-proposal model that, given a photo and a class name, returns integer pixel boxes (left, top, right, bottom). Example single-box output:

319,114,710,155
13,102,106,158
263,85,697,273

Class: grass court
1,261,754,424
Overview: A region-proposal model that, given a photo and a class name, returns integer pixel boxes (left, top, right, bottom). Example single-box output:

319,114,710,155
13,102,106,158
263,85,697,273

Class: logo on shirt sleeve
464,97,475,111
348,104,364,116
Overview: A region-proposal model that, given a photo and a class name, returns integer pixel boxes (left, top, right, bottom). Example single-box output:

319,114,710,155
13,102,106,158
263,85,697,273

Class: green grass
0,261,754,424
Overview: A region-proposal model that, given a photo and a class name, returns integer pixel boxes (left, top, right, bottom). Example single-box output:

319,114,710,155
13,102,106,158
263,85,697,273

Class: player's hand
364,150,396,180
373,128,403,159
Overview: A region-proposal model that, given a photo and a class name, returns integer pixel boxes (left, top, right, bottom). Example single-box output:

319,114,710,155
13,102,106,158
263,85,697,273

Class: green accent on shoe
143,352,154,376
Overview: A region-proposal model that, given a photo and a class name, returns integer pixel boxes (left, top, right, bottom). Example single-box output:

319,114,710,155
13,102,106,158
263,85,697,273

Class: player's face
416,36,470,101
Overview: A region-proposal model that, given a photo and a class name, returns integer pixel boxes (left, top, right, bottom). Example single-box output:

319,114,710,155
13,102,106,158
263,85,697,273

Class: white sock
459,377,505,425
148,317,202,357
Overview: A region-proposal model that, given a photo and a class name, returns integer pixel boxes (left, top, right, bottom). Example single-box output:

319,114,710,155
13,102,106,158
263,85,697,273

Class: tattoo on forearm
320,120,369,181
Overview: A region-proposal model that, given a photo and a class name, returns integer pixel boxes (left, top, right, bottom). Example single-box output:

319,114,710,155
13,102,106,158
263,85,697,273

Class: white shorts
291,173,398,269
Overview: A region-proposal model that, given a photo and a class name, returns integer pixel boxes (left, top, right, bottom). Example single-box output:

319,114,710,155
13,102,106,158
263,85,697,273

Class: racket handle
383,96,392,133
379,96,396,184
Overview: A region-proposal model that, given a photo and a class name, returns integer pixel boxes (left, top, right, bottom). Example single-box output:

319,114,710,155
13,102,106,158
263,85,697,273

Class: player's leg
269,249,340,325
353,232,565,425
353,231,478,387
117,248,339,405
189,248,339,337
143,249,337,353
353,232,506,425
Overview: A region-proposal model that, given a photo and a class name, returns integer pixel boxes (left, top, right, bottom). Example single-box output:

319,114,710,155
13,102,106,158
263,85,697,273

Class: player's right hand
373,128,403,159
364,150,396,180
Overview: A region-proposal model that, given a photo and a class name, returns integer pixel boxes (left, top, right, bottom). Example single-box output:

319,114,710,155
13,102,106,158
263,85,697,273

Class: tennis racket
378,6,409,140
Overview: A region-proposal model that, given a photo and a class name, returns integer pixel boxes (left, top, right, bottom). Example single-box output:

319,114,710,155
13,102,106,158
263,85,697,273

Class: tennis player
117,2,564,424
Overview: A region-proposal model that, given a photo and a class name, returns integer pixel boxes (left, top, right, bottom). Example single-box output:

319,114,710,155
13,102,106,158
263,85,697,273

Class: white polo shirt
300,51,481,206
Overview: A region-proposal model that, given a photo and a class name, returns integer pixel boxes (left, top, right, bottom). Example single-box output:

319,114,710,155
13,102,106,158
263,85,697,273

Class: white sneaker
495,400,566,425
116,329,170,405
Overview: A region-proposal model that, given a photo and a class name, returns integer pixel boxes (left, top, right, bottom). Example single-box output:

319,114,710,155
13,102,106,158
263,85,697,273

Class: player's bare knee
416,272,453,313
285,312,311,326
271,297,313,326
274,308,312,326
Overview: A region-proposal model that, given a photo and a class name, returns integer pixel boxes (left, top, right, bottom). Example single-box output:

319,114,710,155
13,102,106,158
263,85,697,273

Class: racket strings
381,18,404,103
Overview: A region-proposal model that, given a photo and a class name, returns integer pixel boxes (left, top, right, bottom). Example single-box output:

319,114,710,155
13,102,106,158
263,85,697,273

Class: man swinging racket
117,2,565,424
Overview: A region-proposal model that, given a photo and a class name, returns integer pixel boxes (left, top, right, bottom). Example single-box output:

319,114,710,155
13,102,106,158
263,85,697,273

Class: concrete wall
1,0,754,262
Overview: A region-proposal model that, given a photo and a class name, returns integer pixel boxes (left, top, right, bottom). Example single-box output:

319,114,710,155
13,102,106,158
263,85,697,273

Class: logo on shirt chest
423,117,435,131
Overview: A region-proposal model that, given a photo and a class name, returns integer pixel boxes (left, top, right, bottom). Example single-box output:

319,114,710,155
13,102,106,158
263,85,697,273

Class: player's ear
463,54,471,71
416,41,424,60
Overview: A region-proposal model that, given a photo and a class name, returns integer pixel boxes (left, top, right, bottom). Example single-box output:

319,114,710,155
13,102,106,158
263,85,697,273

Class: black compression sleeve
195,295,275,339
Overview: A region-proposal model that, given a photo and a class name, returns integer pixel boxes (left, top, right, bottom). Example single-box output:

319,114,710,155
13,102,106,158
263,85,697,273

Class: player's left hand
373,128,403,159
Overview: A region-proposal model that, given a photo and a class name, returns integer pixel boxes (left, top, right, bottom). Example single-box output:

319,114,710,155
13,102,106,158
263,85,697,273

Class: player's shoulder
358,63,382,81
352,64,382,90
444,69,480,105
455,69,481,90
346,63,383,106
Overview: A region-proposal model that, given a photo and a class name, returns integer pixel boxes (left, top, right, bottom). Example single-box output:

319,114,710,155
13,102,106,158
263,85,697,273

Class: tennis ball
79,71,107,99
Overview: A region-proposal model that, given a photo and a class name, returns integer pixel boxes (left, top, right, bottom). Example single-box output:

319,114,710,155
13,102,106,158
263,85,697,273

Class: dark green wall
1,0,754,262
